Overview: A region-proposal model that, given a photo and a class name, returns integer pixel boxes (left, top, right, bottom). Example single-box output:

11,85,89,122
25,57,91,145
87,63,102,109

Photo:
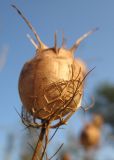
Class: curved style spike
54,32,58,53
70,28,99,53
12,5,47,49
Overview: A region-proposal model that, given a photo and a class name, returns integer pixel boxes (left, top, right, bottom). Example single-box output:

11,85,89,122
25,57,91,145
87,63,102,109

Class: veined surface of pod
19,48,86,120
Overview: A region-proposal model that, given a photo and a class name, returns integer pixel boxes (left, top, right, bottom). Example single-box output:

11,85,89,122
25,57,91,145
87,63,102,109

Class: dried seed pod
13,5,97,120
19,47,86,120
80,123,100,149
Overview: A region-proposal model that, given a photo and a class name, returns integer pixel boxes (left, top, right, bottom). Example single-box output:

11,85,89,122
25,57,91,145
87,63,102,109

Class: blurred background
0,0,114,159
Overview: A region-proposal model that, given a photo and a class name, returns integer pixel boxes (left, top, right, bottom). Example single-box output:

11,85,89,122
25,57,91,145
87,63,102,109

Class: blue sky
0,0,114,159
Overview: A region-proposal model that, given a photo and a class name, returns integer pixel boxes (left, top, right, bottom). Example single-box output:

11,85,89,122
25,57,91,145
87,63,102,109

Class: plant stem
32,127,46,160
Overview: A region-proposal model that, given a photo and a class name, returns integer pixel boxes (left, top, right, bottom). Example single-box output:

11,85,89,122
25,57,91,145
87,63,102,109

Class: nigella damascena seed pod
12,5,97,120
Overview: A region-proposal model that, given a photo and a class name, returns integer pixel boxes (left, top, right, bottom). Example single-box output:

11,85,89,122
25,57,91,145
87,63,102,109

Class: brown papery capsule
12,5,97,120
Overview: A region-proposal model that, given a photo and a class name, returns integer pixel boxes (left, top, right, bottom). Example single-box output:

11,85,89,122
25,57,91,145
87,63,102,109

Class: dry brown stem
32,126,46,160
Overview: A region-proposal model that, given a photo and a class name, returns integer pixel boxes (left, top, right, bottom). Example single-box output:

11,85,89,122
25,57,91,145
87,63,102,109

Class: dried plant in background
12,5,97,160
80,114,103,150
